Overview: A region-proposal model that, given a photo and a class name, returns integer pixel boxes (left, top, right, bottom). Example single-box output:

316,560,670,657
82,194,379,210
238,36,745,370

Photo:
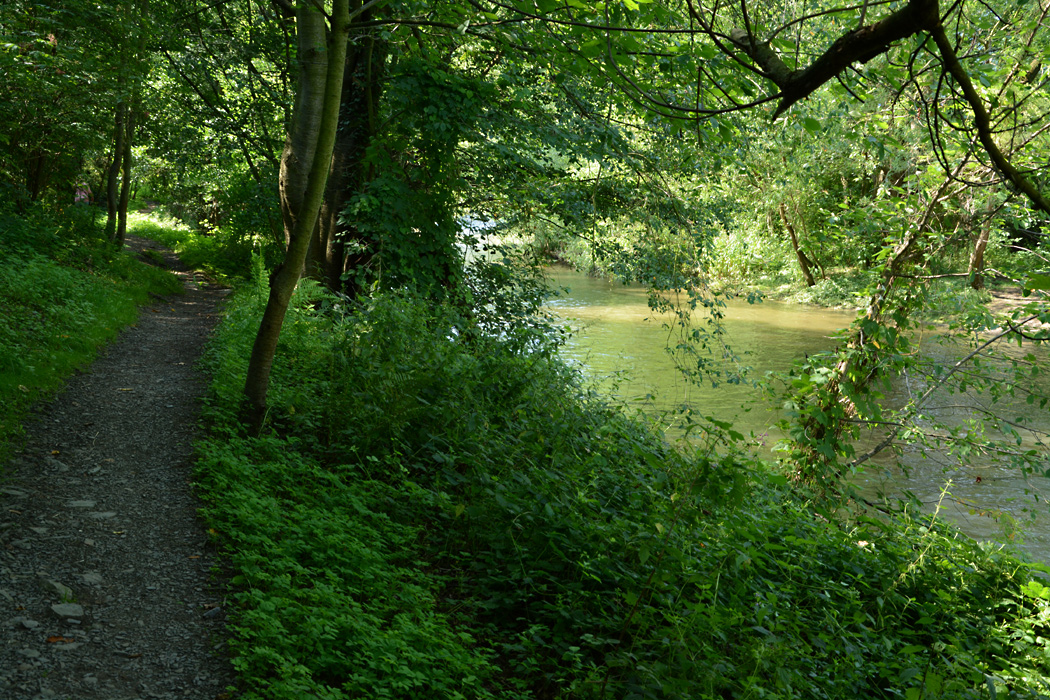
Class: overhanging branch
728,0,939,118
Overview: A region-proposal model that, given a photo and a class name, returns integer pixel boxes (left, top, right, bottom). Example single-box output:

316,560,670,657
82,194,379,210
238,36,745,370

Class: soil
988,286,1034,316
0,236,236,699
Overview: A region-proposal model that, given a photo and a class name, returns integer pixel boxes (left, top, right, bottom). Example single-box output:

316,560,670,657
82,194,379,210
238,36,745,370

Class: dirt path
0,236,235,699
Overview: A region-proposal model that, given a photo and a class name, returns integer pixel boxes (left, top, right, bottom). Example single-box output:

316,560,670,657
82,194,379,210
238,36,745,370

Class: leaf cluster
196,266,1050,699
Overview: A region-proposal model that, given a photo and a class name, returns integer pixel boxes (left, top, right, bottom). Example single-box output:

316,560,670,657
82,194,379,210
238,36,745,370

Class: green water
546,266,1050,562
545,267,855,432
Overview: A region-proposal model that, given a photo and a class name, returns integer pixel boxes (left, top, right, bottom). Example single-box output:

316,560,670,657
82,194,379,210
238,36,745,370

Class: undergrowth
195,263,1050,699
0,203,181,461
130,206,282,283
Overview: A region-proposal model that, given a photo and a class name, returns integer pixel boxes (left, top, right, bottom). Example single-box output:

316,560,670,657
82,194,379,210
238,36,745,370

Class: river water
545,266,1050,562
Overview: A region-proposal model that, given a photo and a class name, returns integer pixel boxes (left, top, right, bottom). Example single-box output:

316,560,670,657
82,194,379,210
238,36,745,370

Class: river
545,266,1050,563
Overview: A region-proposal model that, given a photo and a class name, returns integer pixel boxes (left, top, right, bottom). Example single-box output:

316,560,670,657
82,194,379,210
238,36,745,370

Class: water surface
546,267,1050,562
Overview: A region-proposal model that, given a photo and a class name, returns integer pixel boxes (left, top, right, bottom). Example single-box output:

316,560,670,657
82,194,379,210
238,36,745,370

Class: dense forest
4,0,1050,697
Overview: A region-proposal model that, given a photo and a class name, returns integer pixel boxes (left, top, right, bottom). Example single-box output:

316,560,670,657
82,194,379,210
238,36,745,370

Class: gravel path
0,236,235,699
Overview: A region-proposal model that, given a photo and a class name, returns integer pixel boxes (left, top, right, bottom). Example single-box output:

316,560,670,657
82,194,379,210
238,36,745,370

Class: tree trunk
243,0,351,434
25,150,49,201
276,5,328,251
968,207,993,290
104,103,126,241
779,203,817,287
115,0,148,245
115,104,136,245
307,29,387,291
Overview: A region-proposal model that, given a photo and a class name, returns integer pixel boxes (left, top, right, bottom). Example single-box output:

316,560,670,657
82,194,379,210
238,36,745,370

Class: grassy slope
0,206,182,461
191,263,1050,699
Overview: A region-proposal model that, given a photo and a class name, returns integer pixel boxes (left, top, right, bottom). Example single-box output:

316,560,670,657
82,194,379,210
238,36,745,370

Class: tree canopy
7,1,1050,697
4,0,1050,492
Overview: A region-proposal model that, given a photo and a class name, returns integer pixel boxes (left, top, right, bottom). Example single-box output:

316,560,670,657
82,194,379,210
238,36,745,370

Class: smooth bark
276,4,328,249
308,28,387,291
243,0,351,433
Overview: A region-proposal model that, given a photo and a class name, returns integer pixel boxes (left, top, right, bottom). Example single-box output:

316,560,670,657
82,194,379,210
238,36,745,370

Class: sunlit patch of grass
0,207,182,463
128,209,281,282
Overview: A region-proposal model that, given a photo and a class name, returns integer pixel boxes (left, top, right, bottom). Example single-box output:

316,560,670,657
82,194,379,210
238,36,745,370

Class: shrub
196,273,1050,699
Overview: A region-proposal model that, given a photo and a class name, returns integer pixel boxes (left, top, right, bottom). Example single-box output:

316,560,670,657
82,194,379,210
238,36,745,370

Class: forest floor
0,236,235,699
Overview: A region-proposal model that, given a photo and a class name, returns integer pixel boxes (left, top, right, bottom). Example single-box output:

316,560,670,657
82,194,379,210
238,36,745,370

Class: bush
196,272,1050,699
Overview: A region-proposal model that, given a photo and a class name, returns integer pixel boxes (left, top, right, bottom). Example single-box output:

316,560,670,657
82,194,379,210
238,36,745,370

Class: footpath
0,237,235,699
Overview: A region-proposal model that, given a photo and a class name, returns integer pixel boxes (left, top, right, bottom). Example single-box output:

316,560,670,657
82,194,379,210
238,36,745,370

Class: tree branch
928,21,1050,217
728,0,939,118
848,314,1041,469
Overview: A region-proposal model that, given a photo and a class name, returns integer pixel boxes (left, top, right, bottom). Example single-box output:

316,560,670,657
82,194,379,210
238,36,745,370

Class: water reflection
545,266,1050,562
545,267,853,429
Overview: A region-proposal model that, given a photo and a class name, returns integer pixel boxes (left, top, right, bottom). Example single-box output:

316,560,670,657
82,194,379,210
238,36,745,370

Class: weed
195,275,1050,699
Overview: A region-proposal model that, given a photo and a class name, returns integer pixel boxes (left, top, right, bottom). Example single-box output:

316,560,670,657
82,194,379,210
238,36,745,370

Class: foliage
0,0,123,206
197,274,1050,699
0,203,180,461
129,209,282,282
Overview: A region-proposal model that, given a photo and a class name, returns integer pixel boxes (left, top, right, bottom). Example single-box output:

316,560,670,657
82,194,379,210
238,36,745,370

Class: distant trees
0,1,116,209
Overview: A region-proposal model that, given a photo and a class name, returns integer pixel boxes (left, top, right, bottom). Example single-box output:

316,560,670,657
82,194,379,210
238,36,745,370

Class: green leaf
985,675,998,700
802,116,821,133
1024,273,1050,291
579,39,603,58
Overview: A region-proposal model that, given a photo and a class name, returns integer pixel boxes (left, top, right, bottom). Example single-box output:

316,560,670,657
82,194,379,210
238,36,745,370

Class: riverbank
190,264,1050,699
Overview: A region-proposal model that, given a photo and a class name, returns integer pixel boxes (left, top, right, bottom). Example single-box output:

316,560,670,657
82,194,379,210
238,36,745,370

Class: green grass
0,204,182,461
194,270,1050,699
128,206,282,283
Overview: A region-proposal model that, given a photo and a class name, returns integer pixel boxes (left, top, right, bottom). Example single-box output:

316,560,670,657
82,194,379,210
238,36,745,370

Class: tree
0,1,122,209
481,0,1050,458
242,0,352,433
104,0,150,244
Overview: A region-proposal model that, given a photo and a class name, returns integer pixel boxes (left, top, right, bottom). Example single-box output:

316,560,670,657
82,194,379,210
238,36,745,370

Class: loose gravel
0,236,236,700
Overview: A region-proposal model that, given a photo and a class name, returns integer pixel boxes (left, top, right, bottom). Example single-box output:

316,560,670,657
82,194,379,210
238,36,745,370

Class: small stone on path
51,603,85,619
53,642,83,651
40,579,74,600
67,500,96,508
